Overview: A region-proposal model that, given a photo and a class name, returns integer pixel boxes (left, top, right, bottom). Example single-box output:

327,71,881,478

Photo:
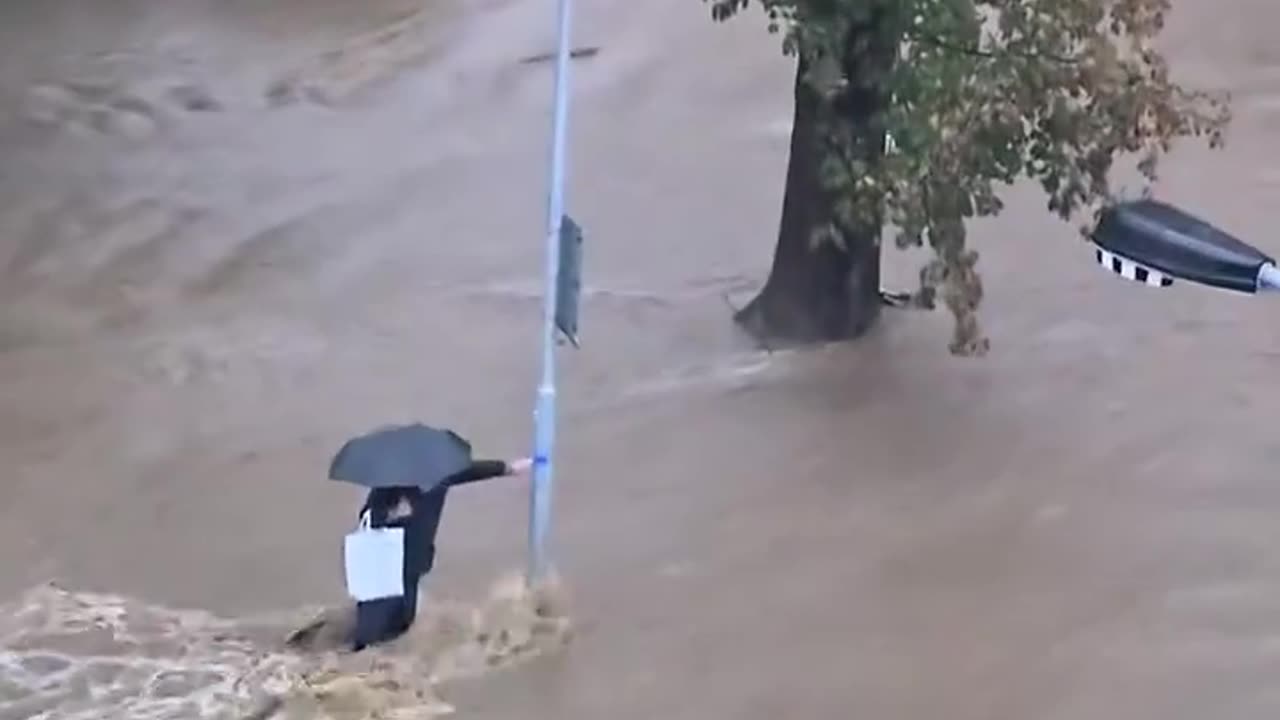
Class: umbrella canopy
329,423,473,491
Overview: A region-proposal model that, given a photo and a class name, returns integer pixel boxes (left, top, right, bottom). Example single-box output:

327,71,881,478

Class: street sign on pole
528,0,576,585
556,215,584,346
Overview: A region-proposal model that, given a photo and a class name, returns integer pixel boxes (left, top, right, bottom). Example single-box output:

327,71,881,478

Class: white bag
343,511,405,602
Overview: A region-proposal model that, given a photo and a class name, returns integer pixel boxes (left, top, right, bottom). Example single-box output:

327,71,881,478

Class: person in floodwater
352,456,532,651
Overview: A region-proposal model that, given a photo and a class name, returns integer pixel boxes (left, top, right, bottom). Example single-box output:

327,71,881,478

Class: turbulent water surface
3,0,1280,718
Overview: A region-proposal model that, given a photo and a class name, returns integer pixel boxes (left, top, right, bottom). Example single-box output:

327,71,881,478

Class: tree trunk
734,34,887,345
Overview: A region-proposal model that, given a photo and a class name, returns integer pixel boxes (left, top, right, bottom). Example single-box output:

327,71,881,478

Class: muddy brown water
3,0,1280,717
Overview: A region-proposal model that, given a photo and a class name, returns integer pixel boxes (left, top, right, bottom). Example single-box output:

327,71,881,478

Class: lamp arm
1256,263,1280,292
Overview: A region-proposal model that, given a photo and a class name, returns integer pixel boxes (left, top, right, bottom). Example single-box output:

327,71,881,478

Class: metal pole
528,0,574,584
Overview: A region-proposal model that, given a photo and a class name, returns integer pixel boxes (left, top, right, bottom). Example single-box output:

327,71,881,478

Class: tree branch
906,31,1077,65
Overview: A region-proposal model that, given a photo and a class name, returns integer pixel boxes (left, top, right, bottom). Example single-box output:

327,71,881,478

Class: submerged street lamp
1090,199,1280,293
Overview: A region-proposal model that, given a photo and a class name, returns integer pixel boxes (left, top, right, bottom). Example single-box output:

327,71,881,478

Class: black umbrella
329,423,473,490
1091,199,1279,293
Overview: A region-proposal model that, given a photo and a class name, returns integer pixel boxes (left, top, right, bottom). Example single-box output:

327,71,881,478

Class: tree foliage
707,0,1230,354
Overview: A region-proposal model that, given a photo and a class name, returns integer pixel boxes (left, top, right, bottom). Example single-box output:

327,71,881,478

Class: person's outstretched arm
446,457,532,487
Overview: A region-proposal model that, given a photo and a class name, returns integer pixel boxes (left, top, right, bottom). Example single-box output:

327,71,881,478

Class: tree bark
734,30,888,345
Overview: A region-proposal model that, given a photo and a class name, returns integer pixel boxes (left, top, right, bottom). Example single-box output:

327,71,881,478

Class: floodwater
2,0,1280,717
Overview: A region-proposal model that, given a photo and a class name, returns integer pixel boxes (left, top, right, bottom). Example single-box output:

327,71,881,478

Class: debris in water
168,84,223,112
517,46,601,65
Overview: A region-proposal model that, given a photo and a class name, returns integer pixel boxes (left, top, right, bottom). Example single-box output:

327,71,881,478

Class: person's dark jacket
351,460,510,650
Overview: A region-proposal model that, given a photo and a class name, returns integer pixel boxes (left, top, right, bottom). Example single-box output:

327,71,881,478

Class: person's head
388,491,416,520
370,486,422,519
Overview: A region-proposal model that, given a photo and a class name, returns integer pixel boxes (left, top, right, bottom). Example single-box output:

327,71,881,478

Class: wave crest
0,573,570,719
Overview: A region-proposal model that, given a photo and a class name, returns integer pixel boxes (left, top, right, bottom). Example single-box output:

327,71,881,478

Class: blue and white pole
528,0,575,584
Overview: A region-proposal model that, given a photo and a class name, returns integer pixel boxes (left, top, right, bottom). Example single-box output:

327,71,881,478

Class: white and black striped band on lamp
1095,247,1174,288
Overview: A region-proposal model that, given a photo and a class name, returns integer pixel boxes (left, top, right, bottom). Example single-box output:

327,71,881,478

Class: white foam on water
0,574,570,720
